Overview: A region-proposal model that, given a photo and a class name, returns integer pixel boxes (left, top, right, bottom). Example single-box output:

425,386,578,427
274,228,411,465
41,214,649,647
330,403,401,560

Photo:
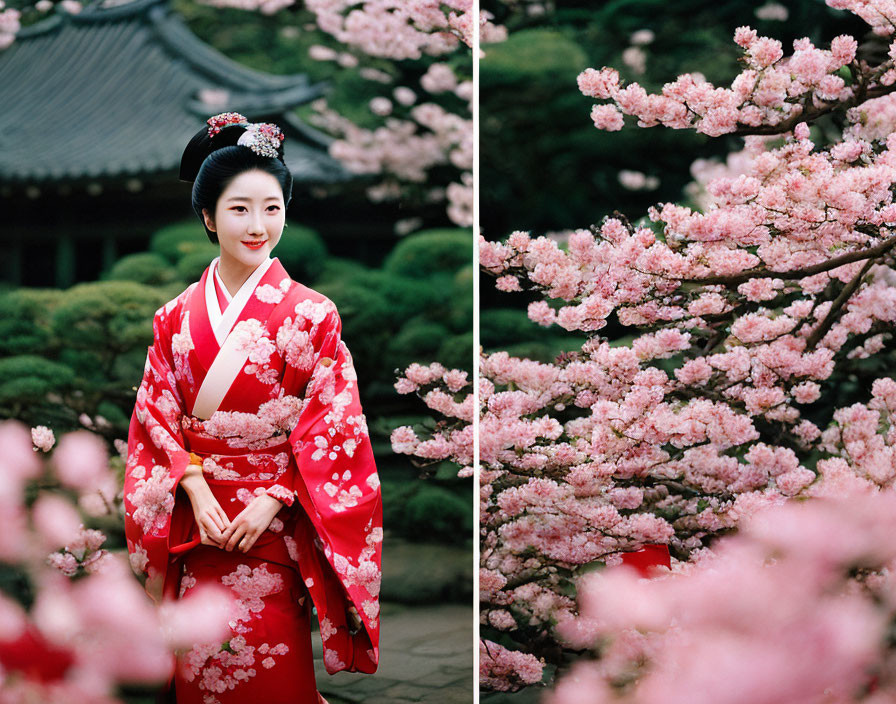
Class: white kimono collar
205,256,274,346
213,263,234,304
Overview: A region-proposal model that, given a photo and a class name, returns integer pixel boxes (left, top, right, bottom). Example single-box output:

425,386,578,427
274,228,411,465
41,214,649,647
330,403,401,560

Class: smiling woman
202,171,286,295
124,113,381,704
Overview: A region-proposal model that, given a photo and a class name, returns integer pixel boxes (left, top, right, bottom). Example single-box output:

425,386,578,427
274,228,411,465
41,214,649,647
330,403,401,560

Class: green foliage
383,481,472,544
50,281,164,354
317,281,386,341
449,265,475,332
57,348,108,385
315,230,474,391
0,280,162,430
0,289,64,356
386,319,452,371
480,24,722,236
439,333,475,372
481,308,582,359
315,280,393,387
275,224,328,284
104,253,180,287
317,68,401,128
479,28,588,88
383,229,472,279
406,484,473,543
320,268,458,385
0,355,75,404
318,257,370,285
358,270,446,323
176,251,217,283
96,400,129,429
481,308,537,348
150,222,215,264
504,339,583,364
113,347,154,396
323,271,441,332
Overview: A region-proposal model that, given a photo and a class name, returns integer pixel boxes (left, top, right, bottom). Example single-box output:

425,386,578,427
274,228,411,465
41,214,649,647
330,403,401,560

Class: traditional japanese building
0,0,366,286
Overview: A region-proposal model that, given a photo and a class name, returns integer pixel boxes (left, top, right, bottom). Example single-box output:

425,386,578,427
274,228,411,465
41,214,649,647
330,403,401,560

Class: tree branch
686,235,896,286
806,257,876,350
728,72,896,137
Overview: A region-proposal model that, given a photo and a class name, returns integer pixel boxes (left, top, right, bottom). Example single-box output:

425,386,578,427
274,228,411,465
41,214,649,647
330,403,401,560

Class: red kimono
124,256,381,704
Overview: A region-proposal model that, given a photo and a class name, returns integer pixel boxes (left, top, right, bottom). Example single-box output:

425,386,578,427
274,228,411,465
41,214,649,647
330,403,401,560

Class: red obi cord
619,544,671,577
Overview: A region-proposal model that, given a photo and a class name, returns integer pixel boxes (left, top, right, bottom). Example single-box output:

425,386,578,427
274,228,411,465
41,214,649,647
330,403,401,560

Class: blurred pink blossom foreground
0,420,235,702
549,488,896,704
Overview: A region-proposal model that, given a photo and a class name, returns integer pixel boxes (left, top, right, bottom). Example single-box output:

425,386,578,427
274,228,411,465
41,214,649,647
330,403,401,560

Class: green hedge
383,229,472,279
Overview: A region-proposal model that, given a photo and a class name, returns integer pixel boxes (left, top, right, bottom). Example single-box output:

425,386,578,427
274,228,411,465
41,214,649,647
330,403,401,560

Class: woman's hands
220,494,284,553
346,605,363,634
180,468,230,548
180,457,285,552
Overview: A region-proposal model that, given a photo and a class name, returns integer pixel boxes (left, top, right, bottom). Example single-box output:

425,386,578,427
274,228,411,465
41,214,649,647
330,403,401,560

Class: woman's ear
202,207,216,233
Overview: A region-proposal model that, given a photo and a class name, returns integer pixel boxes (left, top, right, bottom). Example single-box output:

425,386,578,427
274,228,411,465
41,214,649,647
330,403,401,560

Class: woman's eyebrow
225,196,282,202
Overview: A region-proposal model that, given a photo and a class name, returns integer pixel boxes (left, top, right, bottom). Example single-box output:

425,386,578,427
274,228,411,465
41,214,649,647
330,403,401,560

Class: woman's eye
268,206,280,212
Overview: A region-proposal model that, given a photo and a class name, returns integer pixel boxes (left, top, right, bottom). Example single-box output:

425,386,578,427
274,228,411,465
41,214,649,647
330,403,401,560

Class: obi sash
168,426,297,569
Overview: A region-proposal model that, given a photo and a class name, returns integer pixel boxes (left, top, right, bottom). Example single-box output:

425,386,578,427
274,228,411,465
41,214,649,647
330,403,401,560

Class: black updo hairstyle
179,121,294,244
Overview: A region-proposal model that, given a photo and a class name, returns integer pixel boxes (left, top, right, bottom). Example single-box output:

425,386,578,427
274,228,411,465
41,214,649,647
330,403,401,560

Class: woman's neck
216,253,264,297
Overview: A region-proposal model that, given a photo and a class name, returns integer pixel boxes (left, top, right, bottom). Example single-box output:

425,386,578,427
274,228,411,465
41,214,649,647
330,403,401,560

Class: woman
124,112,381,704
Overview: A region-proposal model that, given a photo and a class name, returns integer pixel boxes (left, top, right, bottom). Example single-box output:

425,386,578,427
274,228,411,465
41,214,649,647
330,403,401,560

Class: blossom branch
807,257,876,349
688,234,896,286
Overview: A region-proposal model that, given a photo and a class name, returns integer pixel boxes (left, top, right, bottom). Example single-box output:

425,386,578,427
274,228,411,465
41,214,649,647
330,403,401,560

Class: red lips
242,240,266,250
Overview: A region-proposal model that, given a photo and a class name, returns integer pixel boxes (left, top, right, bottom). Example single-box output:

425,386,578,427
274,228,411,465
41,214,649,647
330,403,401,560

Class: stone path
313,601,473,704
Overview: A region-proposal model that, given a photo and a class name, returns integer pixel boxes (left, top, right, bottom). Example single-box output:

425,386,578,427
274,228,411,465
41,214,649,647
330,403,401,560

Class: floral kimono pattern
124,257,381,703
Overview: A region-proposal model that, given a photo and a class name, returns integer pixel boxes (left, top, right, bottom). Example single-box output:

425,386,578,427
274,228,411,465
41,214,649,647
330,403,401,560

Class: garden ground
314,601,473,704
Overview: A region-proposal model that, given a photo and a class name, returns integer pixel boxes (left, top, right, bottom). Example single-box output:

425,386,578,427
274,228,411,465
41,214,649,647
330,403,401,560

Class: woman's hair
179,118,294,244
191,146,293,244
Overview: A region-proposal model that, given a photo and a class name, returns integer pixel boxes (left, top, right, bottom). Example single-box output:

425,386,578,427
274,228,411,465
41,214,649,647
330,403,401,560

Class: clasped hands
180,458,365,634
180,464,283,553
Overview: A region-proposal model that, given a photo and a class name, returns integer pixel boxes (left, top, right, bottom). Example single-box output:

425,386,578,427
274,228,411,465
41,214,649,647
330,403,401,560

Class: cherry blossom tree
477,0,896,692
291,0,502,229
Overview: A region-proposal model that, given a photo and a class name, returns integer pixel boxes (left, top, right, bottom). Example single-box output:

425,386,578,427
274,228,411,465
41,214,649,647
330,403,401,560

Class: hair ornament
180,113,287,183
237,122,285,158
206,112,248,137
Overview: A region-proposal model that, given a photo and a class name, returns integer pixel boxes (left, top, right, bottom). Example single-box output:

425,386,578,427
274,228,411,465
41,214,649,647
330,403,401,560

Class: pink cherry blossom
159,583,236,649
31,425,55,452
550,491,896,703
31,493,82,550
52,430,111,493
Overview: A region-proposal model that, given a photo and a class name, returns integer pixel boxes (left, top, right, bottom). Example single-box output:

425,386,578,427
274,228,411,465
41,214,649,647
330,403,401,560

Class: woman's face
203,169,285,271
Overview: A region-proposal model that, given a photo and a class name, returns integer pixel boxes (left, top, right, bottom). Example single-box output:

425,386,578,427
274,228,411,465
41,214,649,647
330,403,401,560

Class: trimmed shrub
0,356,75,404
383,229,472,279
176,251,217,283
438,332,475,373
50,281,166,354
104,253,179,287
0,289,64,356
150,222,214,264
274,224,328,283
386,319,451,371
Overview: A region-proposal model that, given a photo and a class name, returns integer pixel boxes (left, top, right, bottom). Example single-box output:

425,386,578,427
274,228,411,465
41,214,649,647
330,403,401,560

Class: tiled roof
0,0,349,185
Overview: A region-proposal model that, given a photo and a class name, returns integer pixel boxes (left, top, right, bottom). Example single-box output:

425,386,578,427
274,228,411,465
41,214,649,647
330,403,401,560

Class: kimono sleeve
124,306,193,602
286,303,383,674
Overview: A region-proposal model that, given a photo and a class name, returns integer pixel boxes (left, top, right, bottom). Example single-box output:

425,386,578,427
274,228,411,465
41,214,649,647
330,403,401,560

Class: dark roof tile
0,0,349,185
